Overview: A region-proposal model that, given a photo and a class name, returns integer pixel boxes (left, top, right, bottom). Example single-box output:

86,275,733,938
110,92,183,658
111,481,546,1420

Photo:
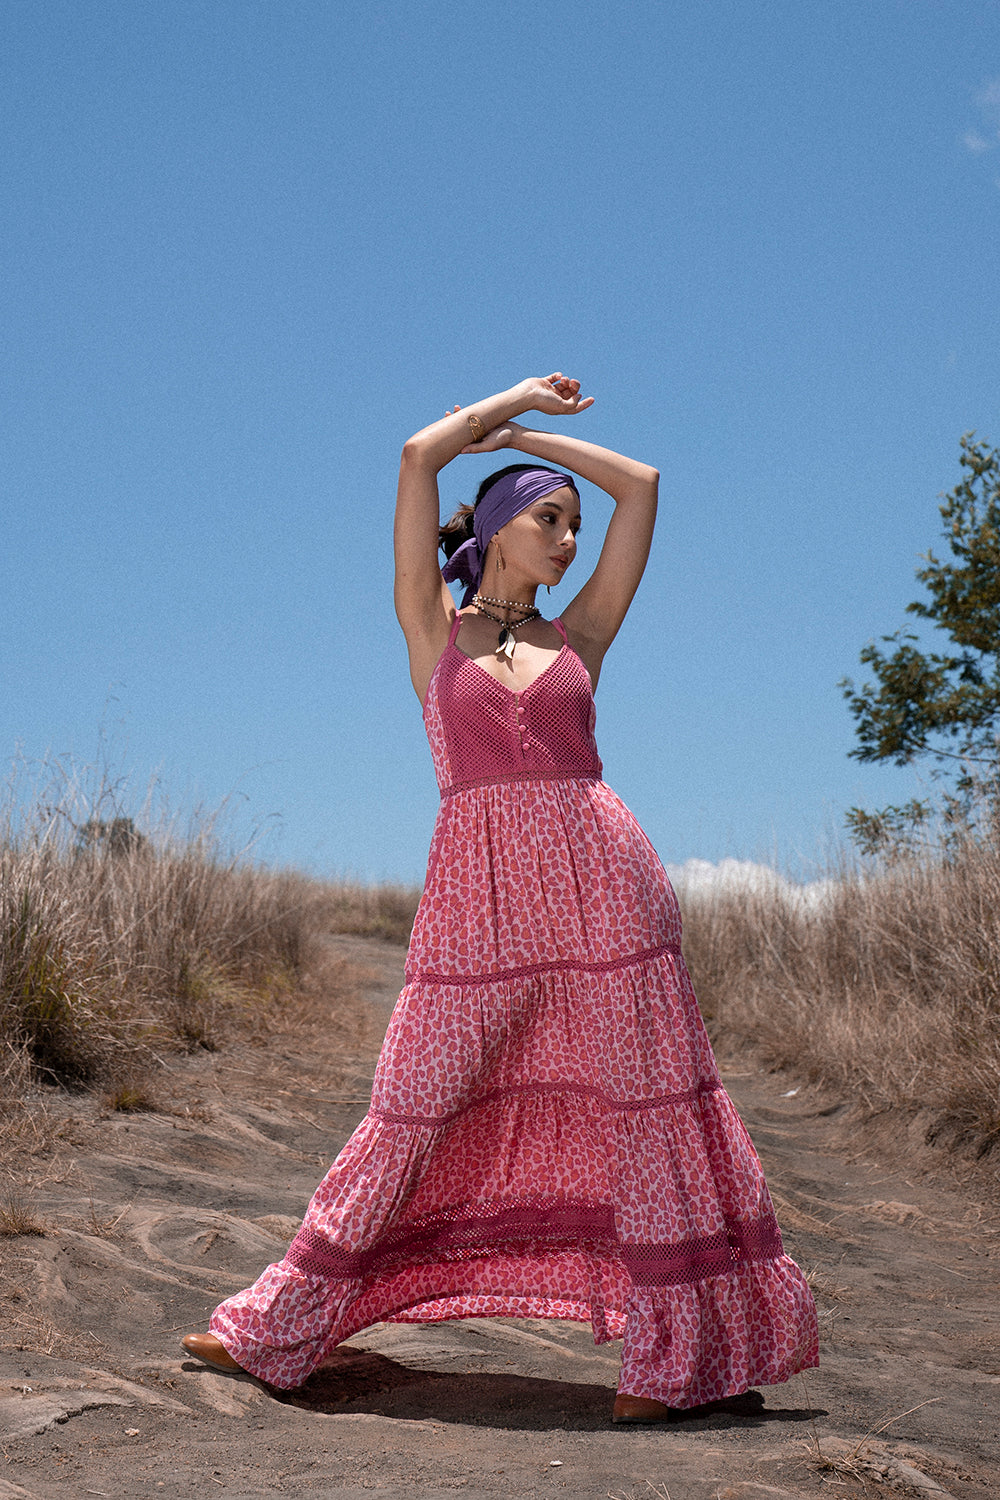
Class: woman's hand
523,372,595,417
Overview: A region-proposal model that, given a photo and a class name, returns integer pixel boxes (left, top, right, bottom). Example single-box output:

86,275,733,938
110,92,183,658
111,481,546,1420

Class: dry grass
0,757,420,1111
607,1486,671,1500
315,880,422,945
102,1078,159,1113
678,834,1000,1163
0,1190,46,1237
802,1396,945,1487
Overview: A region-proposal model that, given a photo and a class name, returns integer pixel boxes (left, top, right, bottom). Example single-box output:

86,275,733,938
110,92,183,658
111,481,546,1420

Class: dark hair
438,464,577,558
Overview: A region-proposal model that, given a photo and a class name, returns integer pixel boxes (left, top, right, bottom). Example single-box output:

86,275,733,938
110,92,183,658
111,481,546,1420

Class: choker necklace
471,594,540,662
473,594,537,614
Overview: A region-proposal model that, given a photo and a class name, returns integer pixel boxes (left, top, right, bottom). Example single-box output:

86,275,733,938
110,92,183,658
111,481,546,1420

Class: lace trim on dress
440,771,602,798
409,940,682,987
284,1198,784,1290
620,1215,785,1286
370,1077,723,1129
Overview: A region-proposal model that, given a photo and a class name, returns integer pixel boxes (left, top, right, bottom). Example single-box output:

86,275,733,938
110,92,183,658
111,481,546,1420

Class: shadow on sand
235,1347,826,1432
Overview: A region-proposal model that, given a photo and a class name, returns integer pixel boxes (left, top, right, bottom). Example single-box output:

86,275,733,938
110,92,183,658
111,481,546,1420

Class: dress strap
552,617,569,645
447,612,464,647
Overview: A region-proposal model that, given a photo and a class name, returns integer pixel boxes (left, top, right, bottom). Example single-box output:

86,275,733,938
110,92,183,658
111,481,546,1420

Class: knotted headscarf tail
441,469,578,607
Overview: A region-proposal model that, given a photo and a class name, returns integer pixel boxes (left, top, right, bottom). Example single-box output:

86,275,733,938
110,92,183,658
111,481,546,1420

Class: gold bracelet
467,413,486,444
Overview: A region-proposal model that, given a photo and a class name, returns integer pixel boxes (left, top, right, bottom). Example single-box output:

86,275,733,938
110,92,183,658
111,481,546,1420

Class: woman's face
494,487,581,588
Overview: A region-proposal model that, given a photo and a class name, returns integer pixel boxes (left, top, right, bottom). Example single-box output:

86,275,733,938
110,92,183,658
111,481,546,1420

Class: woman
183,373,818,1421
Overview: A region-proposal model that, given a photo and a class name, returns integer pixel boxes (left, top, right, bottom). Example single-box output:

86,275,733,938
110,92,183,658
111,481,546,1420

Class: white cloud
974,77,1000,115
963,77,1000,169
965,76,1000,153
963,130,992,154
665,857,837,911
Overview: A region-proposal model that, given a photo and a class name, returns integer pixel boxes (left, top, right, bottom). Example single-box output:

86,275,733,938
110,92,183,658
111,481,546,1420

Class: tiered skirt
210,778,818,1401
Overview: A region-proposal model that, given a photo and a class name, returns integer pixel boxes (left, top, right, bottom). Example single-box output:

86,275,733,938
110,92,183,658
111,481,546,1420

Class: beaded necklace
471,594,541,662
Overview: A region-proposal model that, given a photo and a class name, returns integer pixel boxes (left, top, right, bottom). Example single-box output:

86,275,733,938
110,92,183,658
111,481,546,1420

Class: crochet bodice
423,616,603,796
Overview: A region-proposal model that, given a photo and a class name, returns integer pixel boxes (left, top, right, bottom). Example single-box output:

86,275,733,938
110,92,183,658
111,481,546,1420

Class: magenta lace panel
619,1216,784,1286
409,939,682,988
370,1077,722,1129
285,1198,784,1289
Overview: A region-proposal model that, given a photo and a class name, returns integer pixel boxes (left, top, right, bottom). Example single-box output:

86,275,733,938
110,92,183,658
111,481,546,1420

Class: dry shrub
677,837,1000,1162
0,1190,46,1237
102,1077,159,1113
0,758,419,1107
0,834,313,1088
311,880,421,945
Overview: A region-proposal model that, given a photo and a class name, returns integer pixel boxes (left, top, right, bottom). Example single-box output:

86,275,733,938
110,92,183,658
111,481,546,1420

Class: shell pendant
496,627,516,661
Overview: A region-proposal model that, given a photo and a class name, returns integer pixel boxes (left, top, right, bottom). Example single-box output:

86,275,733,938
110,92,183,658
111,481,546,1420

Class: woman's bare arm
393,375,593,701
461,420,658,681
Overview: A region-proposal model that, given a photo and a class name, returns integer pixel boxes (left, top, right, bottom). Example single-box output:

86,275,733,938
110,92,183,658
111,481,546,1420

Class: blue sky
3,0,999,882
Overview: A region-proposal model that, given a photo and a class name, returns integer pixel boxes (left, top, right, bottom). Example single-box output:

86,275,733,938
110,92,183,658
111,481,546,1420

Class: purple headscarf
441,468,577,607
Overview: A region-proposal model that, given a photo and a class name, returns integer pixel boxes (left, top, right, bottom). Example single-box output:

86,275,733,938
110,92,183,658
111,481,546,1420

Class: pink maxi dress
210,615,819,1403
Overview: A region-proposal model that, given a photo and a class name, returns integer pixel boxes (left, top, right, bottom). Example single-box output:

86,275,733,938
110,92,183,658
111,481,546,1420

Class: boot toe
612,1393,675,1424
181,1333,243,1372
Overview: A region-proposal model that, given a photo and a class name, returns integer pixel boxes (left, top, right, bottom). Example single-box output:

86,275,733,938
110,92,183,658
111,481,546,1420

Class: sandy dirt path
1,935,998,1500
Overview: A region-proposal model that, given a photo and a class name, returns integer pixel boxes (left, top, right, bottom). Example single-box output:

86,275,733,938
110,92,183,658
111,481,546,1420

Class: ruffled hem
617,1255,820,1407
209,1250,817,1400
206,1059,819,1394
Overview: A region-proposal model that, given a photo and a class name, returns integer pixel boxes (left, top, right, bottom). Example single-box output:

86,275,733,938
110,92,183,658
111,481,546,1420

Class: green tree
842,434,1000,852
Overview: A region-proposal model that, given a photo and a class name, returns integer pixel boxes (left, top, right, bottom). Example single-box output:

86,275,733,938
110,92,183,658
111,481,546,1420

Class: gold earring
493,540,505,573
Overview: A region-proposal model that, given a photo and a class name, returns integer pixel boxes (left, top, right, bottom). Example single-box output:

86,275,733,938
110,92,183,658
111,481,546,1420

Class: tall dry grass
0,760,419,1104
677,838,1000,1162
317,881,422,945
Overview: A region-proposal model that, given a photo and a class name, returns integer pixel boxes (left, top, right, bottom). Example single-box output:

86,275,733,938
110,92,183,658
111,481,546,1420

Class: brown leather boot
612,1393,675,1423
181,1333,244,1373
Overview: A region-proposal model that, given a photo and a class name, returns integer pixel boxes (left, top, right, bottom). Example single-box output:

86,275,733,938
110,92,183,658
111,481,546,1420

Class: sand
1,934,998,1499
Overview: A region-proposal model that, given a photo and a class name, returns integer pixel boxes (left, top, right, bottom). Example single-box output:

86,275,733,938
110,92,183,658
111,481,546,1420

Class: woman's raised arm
393,375,593,700
459,420,659,680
